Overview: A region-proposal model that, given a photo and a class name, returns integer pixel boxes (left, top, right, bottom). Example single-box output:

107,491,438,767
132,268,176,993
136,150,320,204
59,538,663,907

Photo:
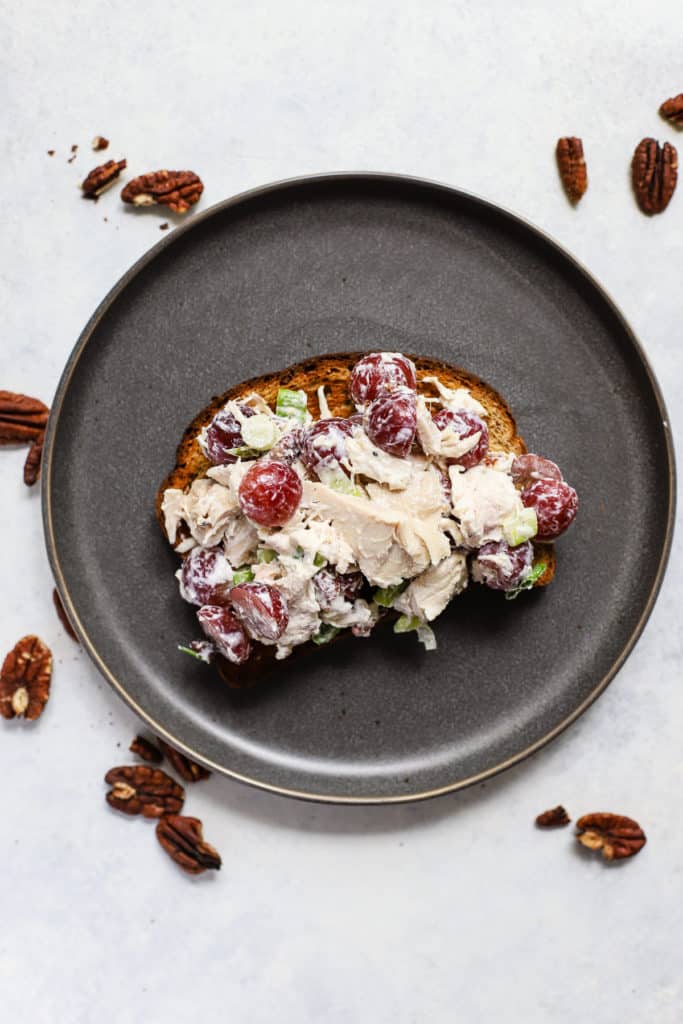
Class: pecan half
23,431,45,486
0,391,49,444
632,138,678,214
556,137,588,203
81,159,127,200
105,765,184,818
121,170,203,214
659,94,683,127
52,588,79,643
576,813,646,861
536,805,571,828
156,815,221,875
0,636,52,720
130,734,163,764
157,739,211,782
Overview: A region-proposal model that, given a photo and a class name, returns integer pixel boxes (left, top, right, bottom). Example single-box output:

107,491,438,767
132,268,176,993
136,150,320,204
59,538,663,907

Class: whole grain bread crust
156,353,556,687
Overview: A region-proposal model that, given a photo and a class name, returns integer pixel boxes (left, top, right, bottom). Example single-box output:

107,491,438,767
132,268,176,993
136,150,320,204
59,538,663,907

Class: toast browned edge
156,353,556,688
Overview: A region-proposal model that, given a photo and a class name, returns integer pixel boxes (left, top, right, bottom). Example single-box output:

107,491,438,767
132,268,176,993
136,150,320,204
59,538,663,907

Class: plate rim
42,171,677,804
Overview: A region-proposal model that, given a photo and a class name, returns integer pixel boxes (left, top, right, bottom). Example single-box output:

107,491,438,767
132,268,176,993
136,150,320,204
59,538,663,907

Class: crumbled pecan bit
130,734,163,764
632,138,678,214
47,150,55,157
159,222,169,231
67,144,78,165
0,391,49,444
52,588,79,642
535,805,571,828
23,432,45,486
105,765,184,818
556,137,588,203
91,135,109,151
576,813,647,861
157,739,211,782
156,815,221,875
659,94,683,126
120,170,203,214
0,636,53,721
81,159,127,200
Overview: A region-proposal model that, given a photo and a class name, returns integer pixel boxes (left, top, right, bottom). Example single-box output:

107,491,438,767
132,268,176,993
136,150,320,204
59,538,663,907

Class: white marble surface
2,2,682,1020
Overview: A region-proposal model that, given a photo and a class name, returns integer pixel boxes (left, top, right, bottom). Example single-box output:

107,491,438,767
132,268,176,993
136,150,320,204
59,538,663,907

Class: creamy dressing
222,516,259,566
421,376,487,417
470,548,514,585
162,365,535,659
317,386,333,419
162,477,238,548
415,395,480,460
177,551,232,603
344,430,414,489
449,463,524,548
393,552,469,622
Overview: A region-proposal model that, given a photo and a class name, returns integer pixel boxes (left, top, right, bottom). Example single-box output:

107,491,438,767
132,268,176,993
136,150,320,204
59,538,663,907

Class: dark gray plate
43,173,674,803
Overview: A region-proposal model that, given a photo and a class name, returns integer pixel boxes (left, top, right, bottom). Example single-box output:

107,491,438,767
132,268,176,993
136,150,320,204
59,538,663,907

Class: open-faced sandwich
157,353,578,686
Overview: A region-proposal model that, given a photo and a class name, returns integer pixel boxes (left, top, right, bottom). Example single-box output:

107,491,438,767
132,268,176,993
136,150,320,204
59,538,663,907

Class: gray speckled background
2,2,682,1021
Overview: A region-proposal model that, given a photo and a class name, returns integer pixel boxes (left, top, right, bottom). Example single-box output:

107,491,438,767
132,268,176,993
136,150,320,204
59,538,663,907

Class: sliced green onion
373,581,408,607
327,476,364,498
241,414,278,451
178,644,205,661
257,548,277,563
312,624,341,645
227,445,259,459
393,615,437,649
394,614,421,634
314,552,326,568
416,623,437,651
502,507,538,547
276,387,308,423
232,567,255,585
177,643,212,664
504,562,547,601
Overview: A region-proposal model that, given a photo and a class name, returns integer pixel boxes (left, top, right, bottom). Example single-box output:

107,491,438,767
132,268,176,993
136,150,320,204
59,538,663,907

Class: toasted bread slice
157,353,556,687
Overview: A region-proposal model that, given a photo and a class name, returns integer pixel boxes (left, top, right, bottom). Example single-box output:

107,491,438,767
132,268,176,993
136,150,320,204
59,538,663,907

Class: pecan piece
23,431,45,486
0,635,52,720
121,170,203,214
81,159,127,200
157,739,211,782
576,813,646,861
0,391,49,444
659,94,683,127
556,137,588,203
130,734,163,764
156,815,221,875
632,138,678,214
105,765,184,818
52,588,79,642
91,135,109,151
535,805,571,828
